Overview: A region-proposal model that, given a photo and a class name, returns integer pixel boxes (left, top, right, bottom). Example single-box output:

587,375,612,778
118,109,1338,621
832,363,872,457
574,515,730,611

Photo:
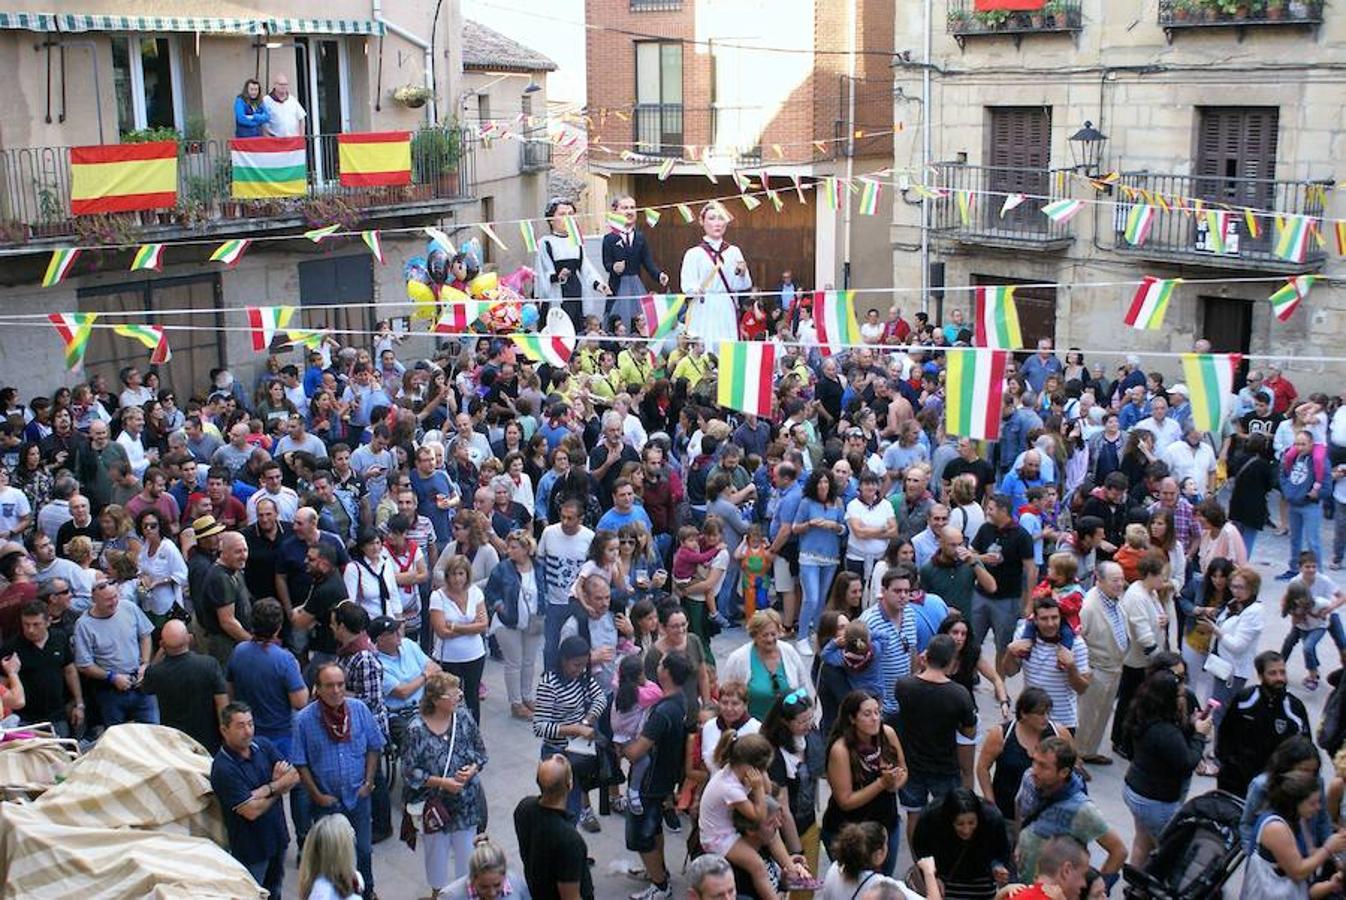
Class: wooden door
986,107,1051,232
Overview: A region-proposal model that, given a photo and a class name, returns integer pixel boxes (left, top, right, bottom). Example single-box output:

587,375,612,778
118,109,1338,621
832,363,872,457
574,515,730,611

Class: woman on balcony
234,78,270,138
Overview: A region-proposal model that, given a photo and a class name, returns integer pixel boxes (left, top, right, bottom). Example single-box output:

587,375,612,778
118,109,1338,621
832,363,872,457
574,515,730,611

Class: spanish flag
70,141,178,215
338,131,411,187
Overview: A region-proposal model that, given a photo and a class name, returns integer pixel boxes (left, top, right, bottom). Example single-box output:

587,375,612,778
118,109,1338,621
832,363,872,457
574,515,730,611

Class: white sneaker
630,882,672,900
794,637,815,656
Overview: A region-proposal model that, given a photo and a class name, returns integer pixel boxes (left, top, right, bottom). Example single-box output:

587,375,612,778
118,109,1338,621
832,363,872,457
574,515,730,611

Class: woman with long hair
436,510,499,591
1122,669,1210,866
910,787,1012,900
1181,556,1236,705
298,813,362,899
1245,735,1333,852
532,635,607,830
1120,429,1157,505
792,469,846,654
821,690,907,875
135,507,188,628
484,530,544,720
1205,565,1266,722
234,77,270,137
440,836,530,900
824,570,864,620
937,611,1010,785
401,672,489,898
14,441,52,516
96,503,139,570
1241,770,1346,899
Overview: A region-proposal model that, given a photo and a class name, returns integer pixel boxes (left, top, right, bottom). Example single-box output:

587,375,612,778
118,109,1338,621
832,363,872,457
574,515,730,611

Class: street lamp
1067,120,1108,176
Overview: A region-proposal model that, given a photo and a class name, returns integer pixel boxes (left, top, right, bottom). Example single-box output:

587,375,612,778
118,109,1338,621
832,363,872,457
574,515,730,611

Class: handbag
420,713,458,835
1203,638,1235,683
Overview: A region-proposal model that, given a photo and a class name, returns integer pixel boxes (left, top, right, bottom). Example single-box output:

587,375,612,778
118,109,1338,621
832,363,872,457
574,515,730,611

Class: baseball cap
367,615,400,639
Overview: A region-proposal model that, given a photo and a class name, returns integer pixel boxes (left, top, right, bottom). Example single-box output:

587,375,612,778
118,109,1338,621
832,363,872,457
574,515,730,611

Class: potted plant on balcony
411,124,462,196
299,195,359,232
1264,0,1286,19
947,6,972,31
393,84,434,110
0,220,30,246
973,8,1012,30
183,115,208,154
75,213,142,263
1044,0,1069,27
1287,0,1309,17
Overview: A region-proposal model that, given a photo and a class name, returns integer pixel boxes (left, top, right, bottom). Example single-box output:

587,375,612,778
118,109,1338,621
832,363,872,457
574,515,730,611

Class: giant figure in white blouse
680,201,751,350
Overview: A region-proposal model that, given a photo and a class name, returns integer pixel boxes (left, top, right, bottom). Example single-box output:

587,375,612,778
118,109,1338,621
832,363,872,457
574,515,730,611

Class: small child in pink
611,654,664,814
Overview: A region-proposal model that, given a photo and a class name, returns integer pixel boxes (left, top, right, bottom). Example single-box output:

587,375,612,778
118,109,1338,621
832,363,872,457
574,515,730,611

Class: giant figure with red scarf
680,201,751,350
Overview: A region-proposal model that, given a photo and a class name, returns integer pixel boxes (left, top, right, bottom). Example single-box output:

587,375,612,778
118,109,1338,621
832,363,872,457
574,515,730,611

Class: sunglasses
783,688,809,706
619,538,636,545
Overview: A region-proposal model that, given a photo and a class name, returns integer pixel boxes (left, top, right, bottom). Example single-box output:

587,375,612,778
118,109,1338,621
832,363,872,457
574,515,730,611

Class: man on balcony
263,76,308,139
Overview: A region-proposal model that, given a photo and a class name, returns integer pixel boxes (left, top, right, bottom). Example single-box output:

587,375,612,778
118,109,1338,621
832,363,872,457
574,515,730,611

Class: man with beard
1216,650,1310,797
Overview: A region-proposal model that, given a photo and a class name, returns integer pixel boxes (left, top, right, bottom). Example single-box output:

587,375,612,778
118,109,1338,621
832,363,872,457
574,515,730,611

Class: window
477,93,492,129
986,106,1052,231
635,42,683,152
1195,107,1278,208
111,36,184,135
79,275,222,394
298,256,374,339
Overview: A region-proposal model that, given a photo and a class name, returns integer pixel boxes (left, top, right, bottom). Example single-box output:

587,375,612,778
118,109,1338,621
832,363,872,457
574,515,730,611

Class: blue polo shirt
410,468,457,545
378,639,432,711
210,737,289,865
227,641,305,741
596,504,653,534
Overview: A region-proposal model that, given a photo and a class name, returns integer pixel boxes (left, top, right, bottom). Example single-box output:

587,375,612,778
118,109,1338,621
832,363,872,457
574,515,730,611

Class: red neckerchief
700,241,736,294
320,700,352,742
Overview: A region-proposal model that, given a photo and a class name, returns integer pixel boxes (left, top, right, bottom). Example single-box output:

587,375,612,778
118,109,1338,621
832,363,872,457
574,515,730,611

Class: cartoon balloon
467,271,499,298
521,304,539,329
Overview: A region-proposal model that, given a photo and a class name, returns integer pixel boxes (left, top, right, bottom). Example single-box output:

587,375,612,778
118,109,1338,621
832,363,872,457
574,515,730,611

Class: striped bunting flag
822,177,840,210
1041,199,1084,223
519,221,538,254
812,290,862,357
48,312,97,371
973,285,1023,350
42,248,80,287
657,158,675,181
512,331,575,368
209,239,250,267
640,293,686,340
1124,276,1179,331
644,208,661,228
478,222,509,252
1245,208,1263,239
284,329,329,351
130,243,165,272
944,348,1009,441
113,323,171,364
563,215,582,248
1124,205,1155,246
362,230,385,264
1000,193,1026,218
956,190,973,226
858,180,880,216
230,136,306,198
1181,353,1240,433
1268,275,1317,323
1336,221,1346,256
605,211,628,233
676,204,695,224
1274,214,1313,264
716,341,776,418
434,298,491,333
1204,210,1231,253
246,305,295,352
741,194,761,212
304,224,341,243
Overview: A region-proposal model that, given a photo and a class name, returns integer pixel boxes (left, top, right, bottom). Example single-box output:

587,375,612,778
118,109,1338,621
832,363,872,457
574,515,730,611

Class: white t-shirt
0,486,31,537
262,93,307,137
845,497,895,560
1162,439,1217,491
698,766,751,856
429,586,487,662
700,716,762,771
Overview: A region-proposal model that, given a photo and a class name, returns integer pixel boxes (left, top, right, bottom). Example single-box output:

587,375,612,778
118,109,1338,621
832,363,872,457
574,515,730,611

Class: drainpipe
920,0,932,314
841,0,857,291
373,0,436,123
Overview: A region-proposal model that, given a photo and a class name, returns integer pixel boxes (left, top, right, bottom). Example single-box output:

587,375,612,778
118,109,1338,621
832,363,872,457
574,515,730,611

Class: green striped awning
265,18,387,36
0,13,386,36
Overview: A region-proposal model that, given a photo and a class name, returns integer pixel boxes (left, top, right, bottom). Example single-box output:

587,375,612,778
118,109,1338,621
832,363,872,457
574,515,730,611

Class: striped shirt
1012,619,1090,728
861,603,918,716
532,670,608,750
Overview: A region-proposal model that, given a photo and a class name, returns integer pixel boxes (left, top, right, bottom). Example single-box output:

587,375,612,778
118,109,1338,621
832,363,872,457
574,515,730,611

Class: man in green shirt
919,525,996,620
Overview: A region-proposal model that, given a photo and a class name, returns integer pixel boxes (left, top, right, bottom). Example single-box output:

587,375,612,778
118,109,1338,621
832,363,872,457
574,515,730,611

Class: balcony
0,128,475,250
520,139,552,174
633,104,684,157
630,0,682,9
1158,0,1323,40
930,163,1077,251
1112,172,1329,272
947,0,1083,47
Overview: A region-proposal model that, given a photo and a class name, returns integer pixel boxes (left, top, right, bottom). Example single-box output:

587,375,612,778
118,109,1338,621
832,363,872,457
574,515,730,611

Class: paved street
287,524,1334,899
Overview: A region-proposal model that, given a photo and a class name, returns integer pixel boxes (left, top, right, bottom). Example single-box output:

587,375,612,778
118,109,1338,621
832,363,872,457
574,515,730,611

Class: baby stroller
1123,790,1246,900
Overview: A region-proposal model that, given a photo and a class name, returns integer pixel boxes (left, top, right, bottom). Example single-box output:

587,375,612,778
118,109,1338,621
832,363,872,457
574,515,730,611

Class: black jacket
1216,684,1311,797
601,230,662,293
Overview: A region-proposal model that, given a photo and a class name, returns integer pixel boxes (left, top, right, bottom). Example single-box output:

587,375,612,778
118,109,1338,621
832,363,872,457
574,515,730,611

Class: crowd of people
4,196,1346,900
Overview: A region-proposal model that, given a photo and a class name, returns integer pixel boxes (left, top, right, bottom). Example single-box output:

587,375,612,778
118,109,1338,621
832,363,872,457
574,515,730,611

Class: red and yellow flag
338,131,411,187
70,141,178,214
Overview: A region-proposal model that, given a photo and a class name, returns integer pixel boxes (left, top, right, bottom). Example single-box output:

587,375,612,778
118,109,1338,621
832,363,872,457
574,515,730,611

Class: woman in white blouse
344,527,402,620
1205,565,1266,725
429,554,489,725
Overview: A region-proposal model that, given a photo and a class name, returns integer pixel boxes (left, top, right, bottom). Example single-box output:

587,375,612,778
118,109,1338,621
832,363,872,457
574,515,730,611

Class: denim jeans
1289,502,1324,568
798,563,837,639
1236,523,1260,558
243,850,285,898
1281,616,1346,672
271,733,312,849
97,688,159,727
312,794,373,893
1334,499,1346,565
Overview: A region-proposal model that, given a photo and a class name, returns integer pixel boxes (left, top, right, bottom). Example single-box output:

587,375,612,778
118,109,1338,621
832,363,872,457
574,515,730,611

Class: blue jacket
483,557,544,629
821,630,890,699
234,96,270,137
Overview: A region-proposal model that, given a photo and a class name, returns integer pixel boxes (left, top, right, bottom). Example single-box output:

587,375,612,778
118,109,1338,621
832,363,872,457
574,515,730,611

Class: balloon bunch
404,230,539,332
